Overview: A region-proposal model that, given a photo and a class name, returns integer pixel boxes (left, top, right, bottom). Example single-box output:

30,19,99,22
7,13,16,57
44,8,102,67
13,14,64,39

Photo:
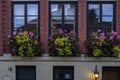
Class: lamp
94,65,99,80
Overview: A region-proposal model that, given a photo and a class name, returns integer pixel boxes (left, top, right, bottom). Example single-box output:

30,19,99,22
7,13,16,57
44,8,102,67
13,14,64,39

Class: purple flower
112,31,117,35
29,32,34,37
117,35,120,39
64,30,67,32
98,29,102,33
100,32,105,36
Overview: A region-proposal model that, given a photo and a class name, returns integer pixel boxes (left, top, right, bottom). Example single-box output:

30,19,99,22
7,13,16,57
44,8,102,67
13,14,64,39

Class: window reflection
14,17,25,31
88,3,115,37
13,3,39,36
102,4,113,15
50,3,77,35
14,5,24,15
27,4,38,15
51,4,62,16
65,4,75,15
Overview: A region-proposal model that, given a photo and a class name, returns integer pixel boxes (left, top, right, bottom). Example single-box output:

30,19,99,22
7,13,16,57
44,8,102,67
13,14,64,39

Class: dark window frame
87,1,116,38
49,1,78,36
53,66,74,80
16,65,36,80
12,1,40,40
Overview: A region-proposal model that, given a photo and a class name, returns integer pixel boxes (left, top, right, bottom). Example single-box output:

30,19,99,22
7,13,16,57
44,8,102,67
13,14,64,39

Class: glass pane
51,17,62,28
102,17,113,22
64,16,75,32
27,4,38,15
102,17,113,32
65,4,75,16
88,4,100,16
27,16,38,34
102,4,113,15
51,4,62,16
14,4,24,15
14,17,25,31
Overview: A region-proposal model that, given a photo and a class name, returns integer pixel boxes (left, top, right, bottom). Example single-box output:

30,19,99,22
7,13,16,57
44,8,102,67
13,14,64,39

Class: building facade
0,0,120,80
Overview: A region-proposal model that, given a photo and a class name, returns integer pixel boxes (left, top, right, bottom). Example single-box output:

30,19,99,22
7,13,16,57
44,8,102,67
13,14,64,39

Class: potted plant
8,29,42,57
85,30,120,57
48,26,81,56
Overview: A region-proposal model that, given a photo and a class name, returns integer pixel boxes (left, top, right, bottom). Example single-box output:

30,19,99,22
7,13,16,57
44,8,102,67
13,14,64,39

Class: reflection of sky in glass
65,4,75,15
14,17,25,29
102,17,113,22
89,4,99,16
27,17,38,23
102,4,113,15
14,5,24,15
27,4,38,15
51,4,62,16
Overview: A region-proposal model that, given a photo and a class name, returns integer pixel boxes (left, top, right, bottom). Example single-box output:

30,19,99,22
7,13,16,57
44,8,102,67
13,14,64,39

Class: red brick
116,0,120,33
40,0,49,54
78,0,87,53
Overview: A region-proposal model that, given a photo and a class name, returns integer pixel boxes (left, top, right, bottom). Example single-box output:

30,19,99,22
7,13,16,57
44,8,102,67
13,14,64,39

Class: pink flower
70,31,75,34
7,35,11,38
99,35,106,40
109,36,114,41
19,32,23,35
64,30,67,32
59,28,63,33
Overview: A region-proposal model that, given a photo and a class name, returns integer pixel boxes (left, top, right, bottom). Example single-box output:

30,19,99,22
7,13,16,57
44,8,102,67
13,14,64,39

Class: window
53,66,74,80
87,2,116,37
16,66,36,80
102,67,120,80
49,2,77,35
12,2,39,38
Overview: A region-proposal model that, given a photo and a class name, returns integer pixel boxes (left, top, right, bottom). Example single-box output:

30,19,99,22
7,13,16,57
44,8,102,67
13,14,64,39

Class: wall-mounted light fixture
94,65,99,80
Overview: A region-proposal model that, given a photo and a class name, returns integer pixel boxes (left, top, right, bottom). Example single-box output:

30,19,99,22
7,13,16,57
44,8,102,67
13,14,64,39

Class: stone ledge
0,56,120,62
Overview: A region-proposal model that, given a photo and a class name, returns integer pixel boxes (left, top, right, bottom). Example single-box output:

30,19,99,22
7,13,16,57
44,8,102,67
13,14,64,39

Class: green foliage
8,30,42,57
112,46,120,57
48,26,81,56
85,30,120,57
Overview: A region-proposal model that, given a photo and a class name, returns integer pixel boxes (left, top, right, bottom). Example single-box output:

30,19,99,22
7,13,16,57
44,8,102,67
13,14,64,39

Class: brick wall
40,0,49,54
0,0,3,55
2,0,11,54
78,0,87,53
116,0,120,33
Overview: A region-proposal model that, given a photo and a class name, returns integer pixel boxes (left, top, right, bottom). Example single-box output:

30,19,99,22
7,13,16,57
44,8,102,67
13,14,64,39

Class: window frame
49,1,78,36
87,1,116,38
12,1,40,40
53,66,74,80
16,65,36,80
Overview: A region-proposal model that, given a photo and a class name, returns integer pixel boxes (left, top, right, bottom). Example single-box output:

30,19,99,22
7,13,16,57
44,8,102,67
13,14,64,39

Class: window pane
102,17,113,32
27,4,38,15
27,16,38,33
64,16,75,32
64,4,75,16
88,4,99,16
51,4,62,16
51,17,62,28
102,4,113,15
14,17,25,31
14,4,24,15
